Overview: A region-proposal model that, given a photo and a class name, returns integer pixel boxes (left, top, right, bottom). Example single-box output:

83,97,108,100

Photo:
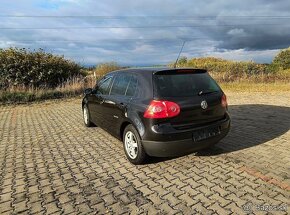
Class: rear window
154,72,220,97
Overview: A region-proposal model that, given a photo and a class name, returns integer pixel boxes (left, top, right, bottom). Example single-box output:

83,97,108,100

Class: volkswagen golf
82,68,230,164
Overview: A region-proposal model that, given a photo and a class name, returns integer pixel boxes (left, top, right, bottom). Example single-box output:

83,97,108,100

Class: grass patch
1,72,289,104
0,76,95,104
220,82,290,92
0,90,80,104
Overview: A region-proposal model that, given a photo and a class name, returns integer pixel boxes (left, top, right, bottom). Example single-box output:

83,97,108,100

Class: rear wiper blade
198,90,218,96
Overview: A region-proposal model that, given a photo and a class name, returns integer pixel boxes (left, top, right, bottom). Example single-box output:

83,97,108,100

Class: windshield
154,72,220,97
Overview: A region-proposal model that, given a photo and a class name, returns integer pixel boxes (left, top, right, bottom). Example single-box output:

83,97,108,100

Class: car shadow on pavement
196,104,290,156
146,104,290,163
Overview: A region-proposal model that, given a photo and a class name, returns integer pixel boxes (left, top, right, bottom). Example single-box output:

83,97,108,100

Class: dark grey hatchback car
82,68,230,164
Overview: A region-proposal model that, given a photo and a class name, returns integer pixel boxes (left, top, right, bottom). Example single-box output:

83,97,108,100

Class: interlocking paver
0,92,290,214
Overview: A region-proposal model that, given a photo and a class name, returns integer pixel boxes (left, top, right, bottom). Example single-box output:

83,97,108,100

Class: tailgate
153,69,226,128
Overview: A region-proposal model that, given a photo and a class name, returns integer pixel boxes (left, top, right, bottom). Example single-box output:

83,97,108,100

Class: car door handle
95,95,104,104
119,102,126,108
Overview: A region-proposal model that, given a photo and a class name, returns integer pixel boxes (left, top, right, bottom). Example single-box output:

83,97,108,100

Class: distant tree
272,47,290,70
94,62,123,77
178,56,188,66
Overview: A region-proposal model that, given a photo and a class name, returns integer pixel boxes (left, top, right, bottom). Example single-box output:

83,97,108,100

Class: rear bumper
142,116,230,157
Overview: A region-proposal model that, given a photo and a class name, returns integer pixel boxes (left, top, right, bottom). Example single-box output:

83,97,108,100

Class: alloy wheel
124,131,138,159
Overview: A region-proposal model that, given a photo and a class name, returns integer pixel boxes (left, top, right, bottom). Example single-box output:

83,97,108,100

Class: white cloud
227,28,246,36
133,44,154,52
205,49,280,63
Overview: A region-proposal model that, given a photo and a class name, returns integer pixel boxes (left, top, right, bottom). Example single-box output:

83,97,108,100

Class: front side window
97,76,112,95
110,74,131,96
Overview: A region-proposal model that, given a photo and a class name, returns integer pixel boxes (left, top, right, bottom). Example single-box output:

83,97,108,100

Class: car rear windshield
154,71,220,97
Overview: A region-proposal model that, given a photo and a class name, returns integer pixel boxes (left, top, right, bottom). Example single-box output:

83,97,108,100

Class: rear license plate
192,126,221,142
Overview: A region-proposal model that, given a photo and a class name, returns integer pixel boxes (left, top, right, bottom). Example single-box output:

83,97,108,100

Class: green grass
0,90,82,104
0,76,96,104
220,82,290,92
1,81,289,105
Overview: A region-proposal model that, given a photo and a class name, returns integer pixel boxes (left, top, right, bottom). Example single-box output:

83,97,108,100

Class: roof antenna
173,40,186,68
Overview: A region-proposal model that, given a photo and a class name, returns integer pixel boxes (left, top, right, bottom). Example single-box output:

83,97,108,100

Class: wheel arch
120,121,131,140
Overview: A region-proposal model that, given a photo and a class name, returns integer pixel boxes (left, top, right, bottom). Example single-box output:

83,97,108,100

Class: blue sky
1,0,290,66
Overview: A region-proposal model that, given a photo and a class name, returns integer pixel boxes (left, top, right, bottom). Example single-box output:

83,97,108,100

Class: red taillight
221,94,228,108
144,100,180,118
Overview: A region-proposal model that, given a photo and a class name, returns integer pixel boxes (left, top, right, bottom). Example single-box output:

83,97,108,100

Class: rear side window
110,74,131,96
154,72,220,97
110,74,138,97
126,76,138,97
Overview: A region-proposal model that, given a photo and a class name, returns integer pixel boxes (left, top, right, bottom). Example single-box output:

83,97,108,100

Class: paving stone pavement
0,92,289,214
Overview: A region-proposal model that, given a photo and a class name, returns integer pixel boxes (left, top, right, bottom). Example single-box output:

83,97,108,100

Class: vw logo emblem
201,100,208,109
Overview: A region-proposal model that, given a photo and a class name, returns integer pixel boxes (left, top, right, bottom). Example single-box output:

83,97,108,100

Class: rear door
153,69,226,129
103,73,136,136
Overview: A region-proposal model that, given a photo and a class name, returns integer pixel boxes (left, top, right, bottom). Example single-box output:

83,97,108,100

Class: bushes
174,56,290,82
184,57,267,74
94,62,123,77
1,47,289,104
174,48,290,81
272,47,290,70
0,48,82,89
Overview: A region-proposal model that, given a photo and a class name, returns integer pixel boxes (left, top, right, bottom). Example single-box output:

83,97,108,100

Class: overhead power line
0,38,204,43
0,37,217,42
1,37,289,43
0,23,289,30
1,15,290,19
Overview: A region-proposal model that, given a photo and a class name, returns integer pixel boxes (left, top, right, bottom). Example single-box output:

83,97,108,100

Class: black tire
123,124,147,165
83,104,94,127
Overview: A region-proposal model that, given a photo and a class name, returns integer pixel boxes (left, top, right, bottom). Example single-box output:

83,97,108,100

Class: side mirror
84,88,93,95
94,85,99,92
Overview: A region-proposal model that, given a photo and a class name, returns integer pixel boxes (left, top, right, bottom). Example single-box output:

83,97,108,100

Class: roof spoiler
154,69,207,75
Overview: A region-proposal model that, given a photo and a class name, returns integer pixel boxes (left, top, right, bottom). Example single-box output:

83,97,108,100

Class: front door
89,75,113,125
